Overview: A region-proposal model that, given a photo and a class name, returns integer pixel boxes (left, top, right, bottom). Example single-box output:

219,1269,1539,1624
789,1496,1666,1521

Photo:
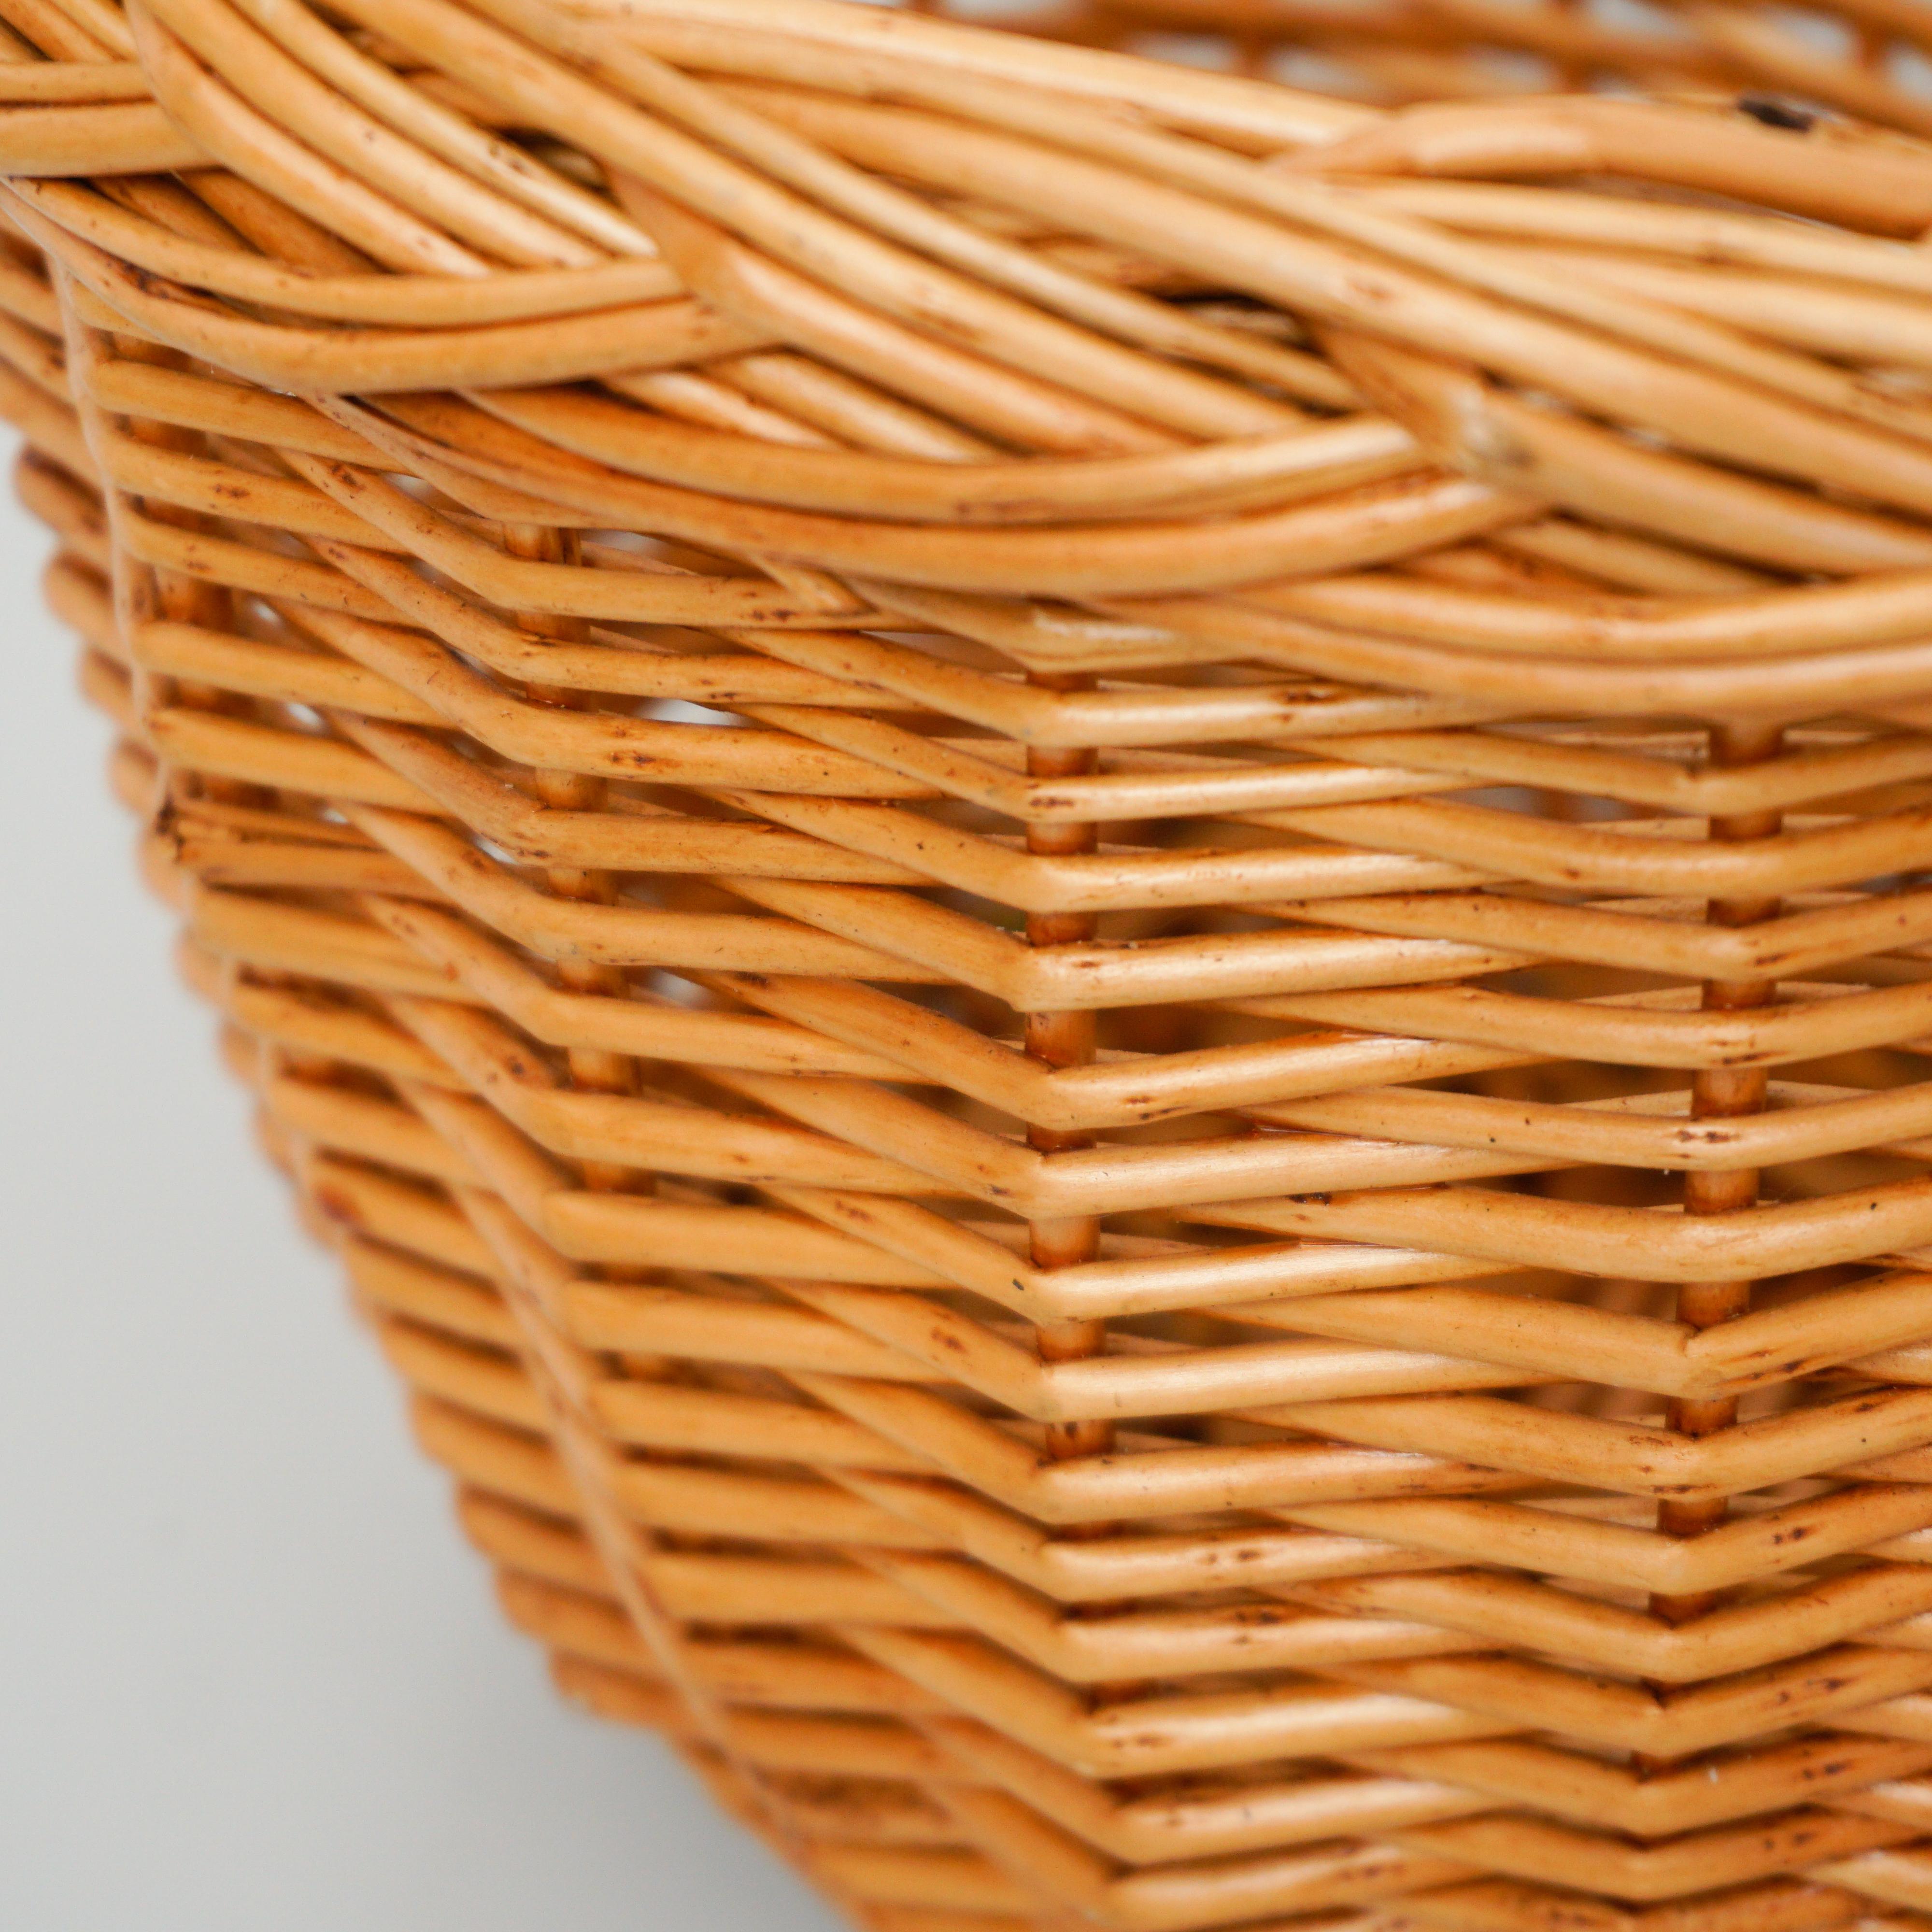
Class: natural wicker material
14,0,1932,1924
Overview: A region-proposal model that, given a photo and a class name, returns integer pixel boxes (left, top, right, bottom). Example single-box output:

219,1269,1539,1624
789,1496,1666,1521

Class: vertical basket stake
1023,672,1111,1467
503,522,646,1197
112,331,267,810
1641,718,1783,1761
1656,719,1784,1597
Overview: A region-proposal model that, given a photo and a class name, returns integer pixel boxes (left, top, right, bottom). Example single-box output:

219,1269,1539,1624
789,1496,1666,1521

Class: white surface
0,488,840,1929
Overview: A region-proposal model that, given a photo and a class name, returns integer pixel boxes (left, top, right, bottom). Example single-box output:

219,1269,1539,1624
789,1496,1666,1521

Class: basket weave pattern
14,0,1932,1925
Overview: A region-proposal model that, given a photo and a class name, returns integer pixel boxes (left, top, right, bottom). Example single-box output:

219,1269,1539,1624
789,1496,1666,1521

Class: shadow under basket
18,0,1932,1924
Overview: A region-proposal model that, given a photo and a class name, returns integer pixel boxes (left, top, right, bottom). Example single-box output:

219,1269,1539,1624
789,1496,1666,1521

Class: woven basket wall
15,0,1932,1925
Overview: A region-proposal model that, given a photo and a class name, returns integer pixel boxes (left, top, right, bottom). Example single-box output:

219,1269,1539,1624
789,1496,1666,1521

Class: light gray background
0,485,839,1929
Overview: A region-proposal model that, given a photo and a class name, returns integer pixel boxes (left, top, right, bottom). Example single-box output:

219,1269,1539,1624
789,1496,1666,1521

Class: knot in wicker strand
11,0,1932,1925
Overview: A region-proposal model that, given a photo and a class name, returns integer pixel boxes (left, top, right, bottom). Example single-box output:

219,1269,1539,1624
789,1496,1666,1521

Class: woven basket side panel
11,344,962,1929
11,4,1932,1931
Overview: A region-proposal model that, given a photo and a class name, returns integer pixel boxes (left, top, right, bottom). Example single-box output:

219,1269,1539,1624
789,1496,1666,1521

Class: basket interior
907,0,1932,125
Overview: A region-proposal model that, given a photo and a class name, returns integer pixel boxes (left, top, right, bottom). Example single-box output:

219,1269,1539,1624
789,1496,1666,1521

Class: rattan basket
15,0,1932,1923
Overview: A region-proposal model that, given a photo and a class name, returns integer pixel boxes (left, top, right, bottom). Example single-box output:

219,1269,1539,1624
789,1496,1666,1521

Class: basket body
15,1,1932,1926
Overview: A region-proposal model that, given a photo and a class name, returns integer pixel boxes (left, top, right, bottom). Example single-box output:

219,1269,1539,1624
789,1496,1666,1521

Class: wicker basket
16,0,1932,1923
